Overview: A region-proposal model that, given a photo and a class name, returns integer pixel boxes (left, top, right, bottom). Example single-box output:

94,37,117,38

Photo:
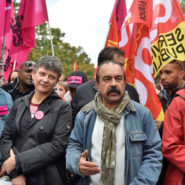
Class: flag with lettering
105,0,127,47
3,0,48,81
119,0,164,121
150,0,185,77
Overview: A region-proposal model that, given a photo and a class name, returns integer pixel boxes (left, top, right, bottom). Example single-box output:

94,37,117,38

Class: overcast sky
46,0,133,66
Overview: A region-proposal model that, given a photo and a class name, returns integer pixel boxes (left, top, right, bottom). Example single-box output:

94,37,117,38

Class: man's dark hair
97,47,125,66
170,60,184,71
36,55,62,79
96,60,125,83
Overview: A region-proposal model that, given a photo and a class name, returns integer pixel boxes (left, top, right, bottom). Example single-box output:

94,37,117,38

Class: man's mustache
106,87,121,96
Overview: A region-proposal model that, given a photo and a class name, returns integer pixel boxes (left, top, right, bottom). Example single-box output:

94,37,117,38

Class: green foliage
178,0,185,14
29,23,95,80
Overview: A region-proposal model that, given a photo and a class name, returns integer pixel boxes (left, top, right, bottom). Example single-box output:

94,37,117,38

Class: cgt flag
119,0,165,121
3,0,48,81
105,0,127,47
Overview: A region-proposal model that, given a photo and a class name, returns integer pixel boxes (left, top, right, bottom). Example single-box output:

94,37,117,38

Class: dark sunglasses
24,62,36,68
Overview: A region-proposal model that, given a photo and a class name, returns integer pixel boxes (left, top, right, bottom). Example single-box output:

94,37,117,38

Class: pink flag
0,0,6,59
20,0,48,28
109,0,127,33
0,0,13,59
3,0,48,81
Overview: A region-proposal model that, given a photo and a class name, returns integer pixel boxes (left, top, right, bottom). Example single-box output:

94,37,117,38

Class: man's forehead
161,63,179,72
100,64,123,77
100,62,123,71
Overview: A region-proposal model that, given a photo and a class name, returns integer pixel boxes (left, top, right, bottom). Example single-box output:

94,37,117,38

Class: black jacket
0,91,72,185
72,79,139,125
2,78,34,101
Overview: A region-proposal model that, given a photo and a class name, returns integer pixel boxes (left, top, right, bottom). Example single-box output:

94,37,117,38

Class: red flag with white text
119,0,164,121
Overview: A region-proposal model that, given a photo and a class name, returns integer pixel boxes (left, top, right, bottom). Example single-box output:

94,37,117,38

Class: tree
178,0,185,14
29,23,95,80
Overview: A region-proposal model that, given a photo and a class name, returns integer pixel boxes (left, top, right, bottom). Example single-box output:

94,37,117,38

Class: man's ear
179,70,185,80
95,80,99,91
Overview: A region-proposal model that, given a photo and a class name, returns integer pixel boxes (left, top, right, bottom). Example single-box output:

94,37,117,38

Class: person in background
72,47,140,124
0,55,72,185
2,61,36,101
162,88,185,185
158,60,185,113
0,63,13,183
66,60,162,185
8,70,19,84
0,63,13,136
54,81,68,100
65,71,88,104
156,60,185,185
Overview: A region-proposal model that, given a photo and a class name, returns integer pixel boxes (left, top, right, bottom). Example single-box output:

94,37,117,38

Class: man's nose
111,78,117,86
160,73,166,80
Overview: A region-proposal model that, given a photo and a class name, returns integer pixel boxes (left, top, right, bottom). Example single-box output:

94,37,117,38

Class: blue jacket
66,100,162,185
0,88,13,136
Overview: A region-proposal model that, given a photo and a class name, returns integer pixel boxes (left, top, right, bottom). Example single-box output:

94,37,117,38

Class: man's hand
2,149,16,174
12,175,26,185
155,120,161,129
0,165,6,177
79,150,101,176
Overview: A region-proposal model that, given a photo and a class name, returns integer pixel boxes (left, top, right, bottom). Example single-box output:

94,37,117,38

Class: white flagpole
13,60,16,70
47,21,55,57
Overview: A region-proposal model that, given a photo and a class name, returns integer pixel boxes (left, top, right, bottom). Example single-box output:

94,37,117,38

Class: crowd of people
0,47,184,185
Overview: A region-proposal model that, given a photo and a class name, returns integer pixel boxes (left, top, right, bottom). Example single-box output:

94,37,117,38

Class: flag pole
47,21,55,57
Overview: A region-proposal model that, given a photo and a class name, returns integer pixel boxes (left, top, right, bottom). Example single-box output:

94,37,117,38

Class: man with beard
2,61,36,101
66,60,162,185
156,60,185,185
158,60,185,112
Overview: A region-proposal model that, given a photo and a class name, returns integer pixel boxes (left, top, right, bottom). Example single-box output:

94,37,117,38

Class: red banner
119,0,165,121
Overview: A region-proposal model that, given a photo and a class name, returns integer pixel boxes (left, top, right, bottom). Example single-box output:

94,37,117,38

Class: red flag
3,0,48,81
119,0,164,121
105,0,127,47
74,59,78,71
